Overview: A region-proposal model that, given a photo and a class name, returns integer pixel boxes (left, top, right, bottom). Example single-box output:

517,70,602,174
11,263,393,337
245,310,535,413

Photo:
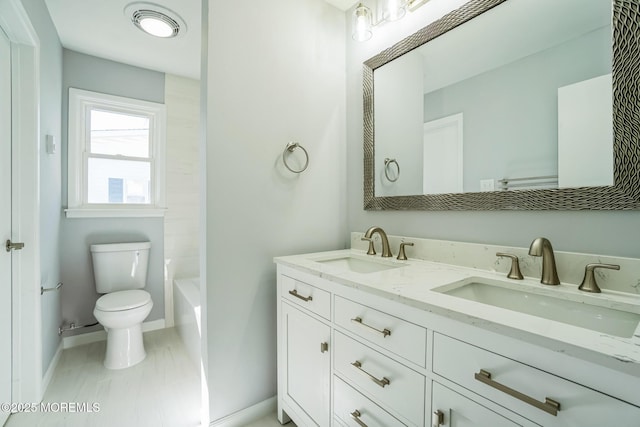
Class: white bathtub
173,277,201,368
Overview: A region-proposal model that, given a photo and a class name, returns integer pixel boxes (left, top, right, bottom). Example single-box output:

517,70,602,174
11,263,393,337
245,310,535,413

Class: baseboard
41,341,63,397
62,318,166,349
210,396,277,427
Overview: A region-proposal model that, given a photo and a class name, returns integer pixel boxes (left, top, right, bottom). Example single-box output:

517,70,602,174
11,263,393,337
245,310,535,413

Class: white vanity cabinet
334,377,408,427
432,333,640,427
278,274,332,426
275,262,640,427
431,381,526,427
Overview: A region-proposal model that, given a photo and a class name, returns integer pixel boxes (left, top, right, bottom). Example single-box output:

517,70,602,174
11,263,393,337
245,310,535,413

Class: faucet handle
361,237,376,255
496,252,524,280
578,263,620,293
397,242,414,261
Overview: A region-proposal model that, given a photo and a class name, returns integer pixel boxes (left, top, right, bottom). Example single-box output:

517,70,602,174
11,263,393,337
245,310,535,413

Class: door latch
5,239,24,252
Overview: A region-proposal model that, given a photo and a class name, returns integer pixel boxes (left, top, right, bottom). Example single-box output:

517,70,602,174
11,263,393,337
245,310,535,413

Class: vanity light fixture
125,3,186,39
352,0,431,42
407,0,430,12
352,3,373,41
382,0,406,22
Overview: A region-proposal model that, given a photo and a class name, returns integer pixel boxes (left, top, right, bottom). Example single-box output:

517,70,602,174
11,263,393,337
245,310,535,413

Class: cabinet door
431,382,524,427
283,303,331,426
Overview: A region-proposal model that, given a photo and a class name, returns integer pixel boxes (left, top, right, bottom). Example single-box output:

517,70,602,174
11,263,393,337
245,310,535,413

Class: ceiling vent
125,3,186,39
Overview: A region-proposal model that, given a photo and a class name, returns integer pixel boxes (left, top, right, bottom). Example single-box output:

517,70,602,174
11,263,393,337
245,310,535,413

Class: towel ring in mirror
384,158,400,182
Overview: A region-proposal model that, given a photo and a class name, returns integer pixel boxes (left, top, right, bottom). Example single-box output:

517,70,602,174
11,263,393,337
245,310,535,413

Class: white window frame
66,88,166,218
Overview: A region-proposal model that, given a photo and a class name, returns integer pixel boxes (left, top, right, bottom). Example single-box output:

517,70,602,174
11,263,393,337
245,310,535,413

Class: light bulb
352,4,372,42
139,17,174,38
383,0,406,22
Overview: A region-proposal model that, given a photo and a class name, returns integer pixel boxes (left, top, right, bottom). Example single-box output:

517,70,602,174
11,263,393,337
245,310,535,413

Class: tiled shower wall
164,74,200,326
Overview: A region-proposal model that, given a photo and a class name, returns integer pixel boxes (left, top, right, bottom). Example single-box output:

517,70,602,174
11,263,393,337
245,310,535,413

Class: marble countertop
275,249,640,376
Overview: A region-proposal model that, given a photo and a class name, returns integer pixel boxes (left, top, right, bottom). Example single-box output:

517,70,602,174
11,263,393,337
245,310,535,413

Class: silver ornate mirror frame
363,0,640,210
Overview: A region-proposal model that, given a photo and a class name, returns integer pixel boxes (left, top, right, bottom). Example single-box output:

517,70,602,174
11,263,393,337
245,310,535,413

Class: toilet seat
96,290,151,312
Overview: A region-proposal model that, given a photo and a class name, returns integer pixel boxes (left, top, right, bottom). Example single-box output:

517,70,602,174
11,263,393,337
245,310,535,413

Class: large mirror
363,0,640,210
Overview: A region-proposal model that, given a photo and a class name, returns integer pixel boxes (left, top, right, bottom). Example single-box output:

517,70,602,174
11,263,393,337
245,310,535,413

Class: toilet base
104,323,146,369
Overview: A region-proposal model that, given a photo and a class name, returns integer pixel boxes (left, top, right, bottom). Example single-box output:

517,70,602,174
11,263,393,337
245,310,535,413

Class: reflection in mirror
373,0,612,197
364,0,640,210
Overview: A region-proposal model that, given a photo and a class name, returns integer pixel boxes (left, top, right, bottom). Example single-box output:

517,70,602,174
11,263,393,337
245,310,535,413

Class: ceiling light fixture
133,10,179,38
124,3,186,39
352,0,432,42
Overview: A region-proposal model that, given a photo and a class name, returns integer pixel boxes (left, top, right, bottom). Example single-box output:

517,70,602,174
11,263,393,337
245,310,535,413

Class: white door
423,113,464,194
0,26,12,426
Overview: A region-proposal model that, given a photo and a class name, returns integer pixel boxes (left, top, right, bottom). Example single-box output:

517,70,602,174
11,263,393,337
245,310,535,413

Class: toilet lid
96,290,151,312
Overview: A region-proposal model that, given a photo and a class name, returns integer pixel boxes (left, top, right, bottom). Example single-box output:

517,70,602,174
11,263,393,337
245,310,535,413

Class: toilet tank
90,242,151,293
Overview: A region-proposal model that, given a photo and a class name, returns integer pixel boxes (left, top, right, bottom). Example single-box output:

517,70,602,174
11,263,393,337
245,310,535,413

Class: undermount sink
434,278,640,338
315,255,401,274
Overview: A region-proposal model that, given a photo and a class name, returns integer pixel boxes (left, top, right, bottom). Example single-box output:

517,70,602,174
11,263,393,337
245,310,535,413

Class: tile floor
5,328,291,427
243,414,294,427
6,328,200,427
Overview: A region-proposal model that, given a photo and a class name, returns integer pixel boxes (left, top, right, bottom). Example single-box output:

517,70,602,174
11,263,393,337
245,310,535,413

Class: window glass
90,109,150,158
87,158,151,204
67,88,165,216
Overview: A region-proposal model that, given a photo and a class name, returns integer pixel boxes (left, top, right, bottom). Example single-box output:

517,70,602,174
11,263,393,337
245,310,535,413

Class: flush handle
5,240,24,252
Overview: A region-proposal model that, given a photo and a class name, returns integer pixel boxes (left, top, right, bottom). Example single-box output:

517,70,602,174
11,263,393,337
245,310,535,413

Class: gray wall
20,0,63,376
423,27,610,192
203,0,347,421
347,4,640,259
60,50,166,334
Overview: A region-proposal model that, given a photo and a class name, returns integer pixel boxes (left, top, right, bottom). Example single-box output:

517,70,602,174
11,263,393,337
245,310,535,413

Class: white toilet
91,241,153,369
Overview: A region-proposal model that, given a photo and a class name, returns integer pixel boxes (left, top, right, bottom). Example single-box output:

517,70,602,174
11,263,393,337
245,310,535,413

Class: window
66,88,166,218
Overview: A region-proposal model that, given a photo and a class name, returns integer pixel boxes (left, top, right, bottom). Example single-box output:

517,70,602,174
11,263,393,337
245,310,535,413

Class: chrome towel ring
283,142,309,173
384,158,400,182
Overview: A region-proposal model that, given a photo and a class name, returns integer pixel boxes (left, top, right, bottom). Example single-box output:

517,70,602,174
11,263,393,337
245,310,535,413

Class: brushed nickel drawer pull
288,289,313,302
351,360,390,388
474,369,560,416
351,316,391,337
350,410,368,427
320,342,328,353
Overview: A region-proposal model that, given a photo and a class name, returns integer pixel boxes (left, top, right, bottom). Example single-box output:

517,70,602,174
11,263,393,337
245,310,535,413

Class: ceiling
324,0,359,10
45,0,358,81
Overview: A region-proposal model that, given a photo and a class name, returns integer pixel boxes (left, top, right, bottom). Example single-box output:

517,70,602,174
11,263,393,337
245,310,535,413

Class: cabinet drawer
433,333,640,427
280,275,330,320
334,296,427,367
334,376,407,427
432,381,526,427
334,331,425,426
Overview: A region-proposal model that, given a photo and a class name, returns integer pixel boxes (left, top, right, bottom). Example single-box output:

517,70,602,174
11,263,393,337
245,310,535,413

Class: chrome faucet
363,226,392,258
528,237,560,285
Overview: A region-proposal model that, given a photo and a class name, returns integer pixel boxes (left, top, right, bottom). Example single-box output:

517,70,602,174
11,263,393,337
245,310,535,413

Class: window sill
65,207,167,219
